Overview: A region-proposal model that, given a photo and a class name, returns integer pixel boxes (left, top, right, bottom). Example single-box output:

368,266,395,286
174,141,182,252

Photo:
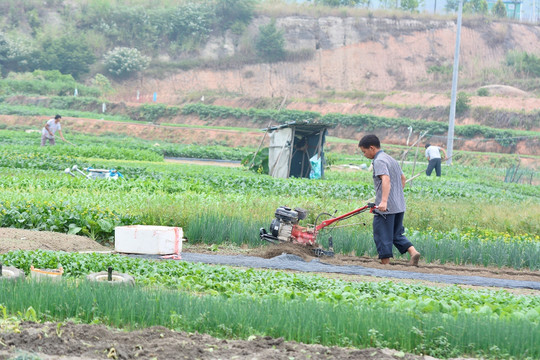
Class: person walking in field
358,134,421,266
424,143,447,177
41,115,71,146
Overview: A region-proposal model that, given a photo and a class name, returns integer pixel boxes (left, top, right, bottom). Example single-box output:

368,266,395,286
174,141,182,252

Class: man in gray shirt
359,134,421,266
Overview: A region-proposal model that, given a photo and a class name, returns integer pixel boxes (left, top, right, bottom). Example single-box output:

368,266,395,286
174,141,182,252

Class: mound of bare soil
0,228,110,253
253,242,318,260
478,85,530,97
0,322,449,360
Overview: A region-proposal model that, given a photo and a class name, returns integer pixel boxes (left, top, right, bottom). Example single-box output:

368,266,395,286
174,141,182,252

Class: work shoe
409,253,421,267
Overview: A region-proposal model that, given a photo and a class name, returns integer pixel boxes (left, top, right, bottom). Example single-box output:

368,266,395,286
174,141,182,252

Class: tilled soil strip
132,253,540,290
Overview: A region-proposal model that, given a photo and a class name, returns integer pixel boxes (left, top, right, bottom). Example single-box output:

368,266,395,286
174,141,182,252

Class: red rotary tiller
260,203,378,257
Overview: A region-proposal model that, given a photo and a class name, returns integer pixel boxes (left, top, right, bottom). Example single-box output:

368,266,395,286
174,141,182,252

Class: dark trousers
373,212,412,259
426,158,441,176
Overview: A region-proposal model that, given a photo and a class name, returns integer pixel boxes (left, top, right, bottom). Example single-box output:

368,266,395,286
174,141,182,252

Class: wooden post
410,140,421,187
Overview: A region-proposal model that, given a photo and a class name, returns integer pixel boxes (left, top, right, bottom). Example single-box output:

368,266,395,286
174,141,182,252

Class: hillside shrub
471,107,538,130
0,32,38,75
0,70,101,97
463,0,488,14
181,103,318,123
214,0,255,29
400,0,421,12
81,3,214,51
445,0,487,13
82,5,161,47
38,35,95,79
255,20,286,63
427,64,453,80
166,3,214,45
91,74,114,95
47,97,103,112
506,51,540,78
476,88,489,96
492,0,507,17
103,47,150,78
181,103,526,147
455,92,471,116
128,103,180,123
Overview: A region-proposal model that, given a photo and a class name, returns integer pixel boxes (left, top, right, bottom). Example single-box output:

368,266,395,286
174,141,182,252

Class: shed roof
263,122,332,136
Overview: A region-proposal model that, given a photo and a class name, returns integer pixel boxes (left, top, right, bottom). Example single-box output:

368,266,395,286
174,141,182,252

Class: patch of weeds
477,88,489,96
8,352,43,360
411,326,460,359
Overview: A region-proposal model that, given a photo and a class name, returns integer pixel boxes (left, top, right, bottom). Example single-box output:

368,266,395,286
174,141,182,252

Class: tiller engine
260,203,378,257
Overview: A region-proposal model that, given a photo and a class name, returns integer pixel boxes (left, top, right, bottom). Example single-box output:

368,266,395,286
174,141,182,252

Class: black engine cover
274,206,298,223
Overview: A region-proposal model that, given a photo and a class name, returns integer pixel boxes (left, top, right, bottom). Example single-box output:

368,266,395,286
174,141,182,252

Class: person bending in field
358,134,421,266
41,114,69,146
424,143,447,177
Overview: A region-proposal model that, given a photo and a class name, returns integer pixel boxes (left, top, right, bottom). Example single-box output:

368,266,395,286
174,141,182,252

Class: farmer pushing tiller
261,135,422,265
260,202,380,257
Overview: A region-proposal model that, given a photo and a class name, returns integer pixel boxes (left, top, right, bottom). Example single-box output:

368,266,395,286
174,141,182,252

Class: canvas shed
266,122,331,179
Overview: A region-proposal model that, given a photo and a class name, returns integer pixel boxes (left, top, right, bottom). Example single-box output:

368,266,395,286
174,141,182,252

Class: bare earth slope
116,19,540,100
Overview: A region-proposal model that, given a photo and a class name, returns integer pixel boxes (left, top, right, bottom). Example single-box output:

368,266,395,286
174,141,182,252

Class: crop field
0,128,539,359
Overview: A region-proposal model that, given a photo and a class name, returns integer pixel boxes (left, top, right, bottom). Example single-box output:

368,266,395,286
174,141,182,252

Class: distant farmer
41,115,71,146
358,134,421,266
424,144,447,177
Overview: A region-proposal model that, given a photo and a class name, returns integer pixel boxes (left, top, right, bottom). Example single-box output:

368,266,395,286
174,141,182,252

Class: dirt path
181,243,540,294
165,157,242,167
0,322,441,360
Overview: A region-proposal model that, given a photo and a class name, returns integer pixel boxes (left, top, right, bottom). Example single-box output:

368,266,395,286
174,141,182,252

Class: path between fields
2,229,539,293
133,252,540,291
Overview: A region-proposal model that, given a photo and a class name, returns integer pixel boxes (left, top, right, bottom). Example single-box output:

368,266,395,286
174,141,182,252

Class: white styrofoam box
115,225,183,255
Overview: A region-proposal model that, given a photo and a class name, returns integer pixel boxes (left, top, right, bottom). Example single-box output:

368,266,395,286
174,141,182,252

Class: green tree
255,20,286,63
446,0,488,13
38,35,95,79
214,0,255,30
379,0,397,8
167,3,214,43
444,0,459,11
400,0,421,12
463,0,488,14
493,0,507,17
